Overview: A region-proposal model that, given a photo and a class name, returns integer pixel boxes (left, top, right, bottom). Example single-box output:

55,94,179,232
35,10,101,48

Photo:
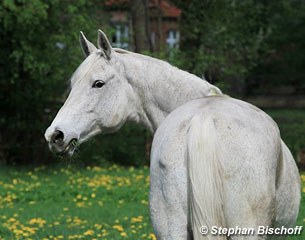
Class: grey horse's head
45,30,138,157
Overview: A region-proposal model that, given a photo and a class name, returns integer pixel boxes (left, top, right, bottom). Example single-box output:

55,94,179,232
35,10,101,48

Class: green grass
0,164,154,239
290,173,305,239
0,164,304,240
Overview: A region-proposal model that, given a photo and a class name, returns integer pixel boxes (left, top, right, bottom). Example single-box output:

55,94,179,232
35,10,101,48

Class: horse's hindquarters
149,97,300,239
215,113,280,232
275,141,301,227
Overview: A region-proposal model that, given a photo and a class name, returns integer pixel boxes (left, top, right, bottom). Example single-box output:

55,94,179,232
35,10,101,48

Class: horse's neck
115,51,221,133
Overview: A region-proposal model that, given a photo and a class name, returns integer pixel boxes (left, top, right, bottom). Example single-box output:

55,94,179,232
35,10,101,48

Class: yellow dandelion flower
131,216,143,223
28,218,46,228
84,229,94,236
136,175,144,180
76,202,85,207
13,229,23,235
94,224,102,230
113,224,124,232
8,217,17,222
149,233,157,240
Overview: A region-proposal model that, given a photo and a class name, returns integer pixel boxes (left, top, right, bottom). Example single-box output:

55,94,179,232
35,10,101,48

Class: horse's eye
92,80,105,88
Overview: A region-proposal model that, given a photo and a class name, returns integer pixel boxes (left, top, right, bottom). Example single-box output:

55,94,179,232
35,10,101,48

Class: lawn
0,163,304,240
0,164,153,239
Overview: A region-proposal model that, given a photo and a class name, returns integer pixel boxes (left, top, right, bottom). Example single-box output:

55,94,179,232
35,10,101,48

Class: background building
106,0,181,51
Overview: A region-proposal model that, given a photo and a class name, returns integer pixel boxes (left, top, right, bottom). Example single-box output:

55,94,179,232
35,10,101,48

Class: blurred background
0,0,304,168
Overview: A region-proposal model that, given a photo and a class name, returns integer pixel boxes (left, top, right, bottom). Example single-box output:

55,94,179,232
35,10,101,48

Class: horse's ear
97,29,112,60
79,31,97,57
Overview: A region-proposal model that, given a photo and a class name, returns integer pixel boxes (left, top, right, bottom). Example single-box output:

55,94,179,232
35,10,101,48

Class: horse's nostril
51,130,64,144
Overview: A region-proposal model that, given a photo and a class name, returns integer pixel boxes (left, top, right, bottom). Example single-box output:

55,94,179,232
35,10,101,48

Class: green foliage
252,1,305,93
266,109,305,161
76,123,151,167
0,0,104,164
172,0,271,95
173,0,305,96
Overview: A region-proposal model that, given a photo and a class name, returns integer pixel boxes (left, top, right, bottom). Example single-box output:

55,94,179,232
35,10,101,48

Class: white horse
45,30,300,240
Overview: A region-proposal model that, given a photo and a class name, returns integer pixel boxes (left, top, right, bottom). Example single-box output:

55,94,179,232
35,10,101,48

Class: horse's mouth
55,139,78,158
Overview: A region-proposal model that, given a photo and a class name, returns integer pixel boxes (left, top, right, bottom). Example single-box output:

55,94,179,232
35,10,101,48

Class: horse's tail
187,113,226,240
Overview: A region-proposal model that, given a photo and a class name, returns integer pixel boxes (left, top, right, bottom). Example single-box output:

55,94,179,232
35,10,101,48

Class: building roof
105,0,181,18
150,0,181,18
105,0,128,6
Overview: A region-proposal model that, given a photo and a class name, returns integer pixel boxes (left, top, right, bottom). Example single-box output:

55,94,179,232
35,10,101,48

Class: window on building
112,24,129,49
166,30,180,49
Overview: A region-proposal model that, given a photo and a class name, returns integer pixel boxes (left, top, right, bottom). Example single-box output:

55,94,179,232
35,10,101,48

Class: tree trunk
130,0,153,53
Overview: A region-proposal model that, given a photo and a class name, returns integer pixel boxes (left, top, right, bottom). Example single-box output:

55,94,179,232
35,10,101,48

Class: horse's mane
113,48,129,54
113,47,174,69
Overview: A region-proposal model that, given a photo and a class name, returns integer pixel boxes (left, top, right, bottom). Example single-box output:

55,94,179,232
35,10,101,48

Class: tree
172,0,278,96
251,0,305,94
0,0,102,164
130,0,153,52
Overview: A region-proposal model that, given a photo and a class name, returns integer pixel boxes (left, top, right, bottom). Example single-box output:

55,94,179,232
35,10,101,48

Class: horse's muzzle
45,128,78,157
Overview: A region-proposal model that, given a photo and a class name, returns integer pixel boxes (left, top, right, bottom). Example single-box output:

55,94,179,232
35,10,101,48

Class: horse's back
153,96,281,179
154,96,281,171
